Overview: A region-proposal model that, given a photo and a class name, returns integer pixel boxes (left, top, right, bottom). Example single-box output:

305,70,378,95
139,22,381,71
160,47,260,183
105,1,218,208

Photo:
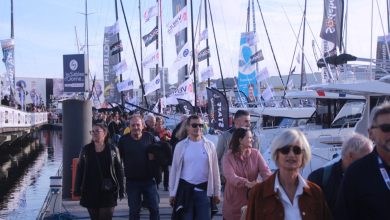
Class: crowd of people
73,102,390,220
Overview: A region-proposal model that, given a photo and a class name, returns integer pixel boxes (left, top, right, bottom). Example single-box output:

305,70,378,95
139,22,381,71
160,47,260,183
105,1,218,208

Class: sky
0,0,389,88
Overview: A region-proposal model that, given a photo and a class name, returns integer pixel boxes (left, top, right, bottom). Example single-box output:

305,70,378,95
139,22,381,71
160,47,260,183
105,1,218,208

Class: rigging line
370,0,374,75
375,0,390,60
256,0,285,94
285,9,305,97
293,0,333,81
119,0,149,108
215,0,236,76
207,0,227,95
300,0,307,90
138,0,144,81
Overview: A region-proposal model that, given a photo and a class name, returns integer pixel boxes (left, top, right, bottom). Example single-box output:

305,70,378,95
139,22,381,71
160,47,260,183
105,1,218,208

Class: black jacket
74,143,125,199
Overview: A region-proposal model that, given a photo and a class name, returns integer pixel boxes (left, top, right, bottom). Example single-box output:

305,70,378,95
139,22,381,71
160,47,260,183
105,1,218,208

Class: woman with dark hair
222,128,271,220
74,123,125,220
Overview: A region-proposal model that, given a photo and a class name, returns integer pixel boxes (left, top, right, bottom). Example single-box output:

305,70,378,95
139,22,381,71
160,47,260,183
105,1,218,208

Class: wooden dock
61,188,224,219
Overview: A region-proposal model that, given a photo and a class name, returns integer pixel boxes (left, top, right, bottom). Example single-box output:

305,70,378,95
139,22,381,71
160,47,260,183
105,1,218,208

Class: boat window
330,100,365,128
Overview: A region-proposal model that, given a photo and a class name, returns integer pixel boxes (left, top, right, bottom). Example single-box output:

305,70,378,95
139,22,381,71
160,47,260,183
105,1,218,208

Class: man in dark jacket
335,102,390,220
308,133,373,217
118,114,159,220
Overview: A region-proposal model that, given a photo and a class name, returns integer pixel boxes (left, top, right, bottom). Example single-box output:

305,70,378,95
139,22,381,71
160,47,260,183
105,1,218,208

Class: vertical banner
172,0,188,83
177,98,194,115
234,90,248,107
320,0,344,56
375,35,390,79
237,32,258,99
63,54,86,93
206,88,229,131
1,39,15,97
103,26,121,104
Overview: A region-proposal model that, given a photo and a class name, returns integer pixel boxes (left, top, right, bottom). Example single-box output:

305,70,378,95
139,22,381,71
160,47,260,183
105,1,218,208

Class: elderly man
308,133,373,217
335,102,390,220
144,113,157,135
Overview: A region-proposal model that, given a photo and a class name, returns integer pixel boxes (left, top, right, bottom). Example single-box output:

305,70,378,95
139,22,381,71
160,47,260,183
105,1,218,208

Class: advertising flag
143,26,159,47
103,27,121,103
104,21,120,36
200,66,214,82
207,88,229,131
63,54,86,93
144,4,159,22
171,42,191,72
1,39,15,96
168,75,194,104
320,0,344,55
262,86,274,101
375,35,390,79
238,32,258,98
113,60,127,76
177,98,194,115
142,50,160,68
198,47,210,62
144,74,161,96
116,79,134,92
250,50,264,64
167,6,188,35
256,67,270,82
110,40,123,55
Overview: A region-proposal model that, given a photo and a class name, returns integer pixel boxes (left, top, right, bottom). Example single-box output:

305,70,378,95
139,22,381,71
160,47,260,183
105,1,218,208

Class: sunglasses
191,123,204,128
371,124,390,133
278,145,303,155
90,130,104,134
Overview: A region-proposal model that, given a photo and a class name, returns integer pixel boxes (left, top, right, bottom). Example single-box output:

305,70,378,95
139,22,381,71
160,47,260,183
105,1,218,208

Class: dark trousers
126,179,160,220
181,190,211,220
162,166,169,188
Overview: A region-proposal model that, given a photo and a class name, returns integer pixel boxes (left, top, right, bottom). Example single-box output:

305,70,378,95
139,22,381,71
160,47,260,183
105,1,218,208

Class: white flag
287,79,294,90
104,21,119,36
142,50,160,68
113,60,128,76
296,52,301,64
171,43,191,72
199,28,208,42
117,79,134,92
167,6,188,35
168,75,194,105
144,4,158,22
262,86,274,101
256,67,270,82
144,74,161,96
200,66,214,82
152,100,160,113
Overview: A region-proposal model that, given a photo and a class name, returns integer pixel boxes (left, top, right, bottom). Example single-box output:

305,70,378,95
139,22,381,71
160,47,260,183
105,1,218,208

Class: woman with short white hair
246,129,331,220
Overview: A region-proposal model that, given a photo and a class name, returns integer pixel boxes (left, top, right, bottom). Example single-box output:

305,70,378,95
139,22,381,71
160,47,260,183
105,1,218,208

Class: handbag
94,149,115,192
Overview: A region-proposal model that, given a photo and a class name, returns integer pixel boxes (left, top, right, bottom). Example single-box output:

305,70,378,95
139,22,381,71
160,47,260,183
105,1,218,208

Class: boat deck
61,188,224,219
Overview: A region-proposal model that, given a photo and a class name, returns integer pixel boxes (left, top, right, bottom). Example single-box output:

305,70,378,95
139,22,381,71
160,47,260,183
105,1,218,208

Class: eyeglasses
278,145,303,155
191,123,204,128
371,124,390,133
90,130,104,134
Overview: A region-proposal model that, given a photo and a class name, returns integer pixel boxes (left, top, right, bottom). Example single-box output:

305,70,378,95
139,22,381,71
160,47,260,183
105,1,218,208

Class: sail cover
320,0,344,56
237,32,258,100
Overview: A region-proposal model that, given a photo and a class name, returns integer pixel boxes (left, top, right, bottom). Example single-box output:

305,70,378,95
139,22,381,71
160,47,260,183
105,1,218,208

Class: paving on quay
62,187,224,220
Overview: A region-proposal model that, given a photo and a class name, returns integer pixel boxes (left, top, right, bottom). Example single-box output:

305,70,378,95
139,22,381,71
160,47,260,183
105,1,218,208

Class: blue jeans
126,180,160,220
182,190,211,220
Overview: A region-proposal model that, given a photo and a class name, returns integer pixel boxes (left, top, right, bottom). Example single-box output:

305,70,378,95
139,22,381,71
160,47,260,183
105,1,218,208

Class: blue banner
1,39,15,96
238,32,258,100
63,54,86,93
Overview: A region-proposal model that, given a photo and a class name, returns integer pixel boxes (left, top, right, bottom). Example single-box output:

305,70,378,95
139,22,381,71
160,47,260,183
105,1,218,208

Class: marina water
0,130,62,219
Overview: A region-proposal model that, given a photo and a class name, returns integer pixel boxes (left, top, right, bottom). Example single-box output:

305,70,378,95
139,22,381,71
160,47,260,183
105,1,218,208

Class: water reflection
0,130,62,219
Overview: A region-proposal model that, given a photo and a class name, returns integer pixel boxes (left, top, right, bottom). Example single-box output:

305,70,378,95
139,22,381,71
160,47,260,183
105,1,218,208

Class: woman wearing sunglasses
246,129,331,220
222,128,272,220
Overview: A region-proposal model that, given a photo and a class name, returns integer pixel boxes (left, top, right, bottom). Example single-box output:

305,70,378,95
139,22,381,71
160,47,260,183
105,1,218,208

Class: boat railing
37,164,63,220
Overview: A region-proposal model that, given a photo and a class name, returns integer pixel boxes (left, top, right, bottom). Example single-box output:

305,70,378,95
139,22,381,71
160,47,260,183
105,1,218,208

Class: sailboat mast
204,0,210,87
155,0,159,103
207,0,226,95
388,0,390,33
85,0,91,98
159,0,166,99
138,0,144,81
190,0,198,111
114,0,124,105
119,0,149,108
11,0,14,39
300,0,307,90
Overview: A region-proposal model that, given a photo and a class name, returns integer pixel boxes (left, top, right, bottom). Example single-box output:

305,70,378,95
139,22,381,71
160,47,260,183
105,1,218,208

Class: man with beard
335,102,390,220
